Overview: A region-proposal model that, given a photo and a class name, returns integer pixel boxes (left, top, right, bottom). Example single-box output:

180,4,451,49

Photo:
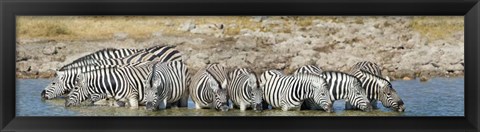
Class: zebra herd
41,45,405,113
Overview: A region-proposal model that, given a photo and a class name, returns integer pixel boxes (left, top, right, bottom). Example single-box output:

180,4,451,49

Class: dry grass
411,16,464,41
17,16,464,41
17,16,264,41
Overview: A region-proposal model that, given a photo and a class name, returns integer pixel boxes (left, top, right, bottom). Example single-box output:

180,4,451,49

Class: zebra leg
280,100,292,111
195,102,202,109
127,94,139,109
239,102,247,111
128,98,138,109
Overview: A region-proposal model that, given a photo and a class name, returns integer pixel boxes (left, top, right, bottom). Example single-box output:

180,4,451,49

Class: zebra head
247,73,263,112
65,74,88,107
42,71,73,100
358,70,405,112
311,78,334,113
379,83,405,112
207,75,229,111
144,79,159,111
348,80,372,112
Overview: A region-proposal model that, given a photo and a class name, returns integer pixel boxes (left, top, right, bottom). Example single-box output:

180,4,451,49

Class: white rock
113,32,128,41
42,46,57,55
178,21,195,32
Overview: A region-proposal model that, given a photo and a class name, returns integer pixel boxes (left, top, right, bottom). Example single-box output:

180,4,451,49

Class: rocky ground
16,16,464,81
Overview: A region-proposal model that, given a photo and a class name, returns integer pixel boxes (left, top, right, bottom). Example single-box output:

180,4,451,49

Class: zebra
320,71,373,112
189,64,229,111
41,45,182,100
41,65,122,100
259,70,333,112
65,67,139,109
348,61,405,112
227,68,263,111
293,65,323,76
292,65,326,110
65,60,169,108
143,61,190,111
58,48,142,71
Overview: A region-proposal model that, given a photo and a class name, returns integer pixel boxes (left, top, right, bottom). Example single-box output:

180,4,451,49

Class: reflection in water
16,77,464,116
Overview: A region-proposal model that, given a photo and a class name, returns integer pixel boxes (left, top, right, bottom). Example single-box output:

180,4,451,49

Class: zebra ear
385,76,391,82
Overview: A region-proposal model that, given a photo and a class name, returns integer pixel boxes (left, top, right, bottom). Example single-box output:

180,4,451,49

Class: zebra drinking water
227,68,263,112
259,70,333,112
292,65,325,110
320,71,373,112
143,61,190,111
64,60,170,108
189,64,229,111
65,67,139,109
348,61,405,112
41,45,182,100
41,65,121,100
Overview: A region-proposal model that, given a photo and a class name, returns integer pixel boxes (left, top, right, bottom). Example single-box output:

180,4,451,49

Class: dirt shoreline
16,16,464,81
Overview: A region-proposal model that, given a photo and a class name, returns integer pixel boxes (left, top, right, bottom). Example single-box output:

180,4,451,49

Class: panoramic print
16,16,464,116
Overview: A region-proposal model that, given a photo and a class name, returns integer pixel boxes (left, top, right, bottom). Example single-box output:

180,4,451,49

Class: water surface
16,77,464,116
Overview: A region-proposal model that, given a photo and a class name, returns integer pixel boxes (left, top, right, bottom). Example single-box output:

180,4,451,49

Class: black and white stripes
260,70,333,111
65,66,139,109
143,61,190,110
227,68,263,111
320,71,373,112
349,61,405,112
42,45,182,100
189,64,230,111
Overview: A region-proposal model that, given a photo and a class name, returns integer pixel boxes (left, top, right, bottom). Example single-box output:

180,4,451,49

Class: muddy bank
16,16,464,80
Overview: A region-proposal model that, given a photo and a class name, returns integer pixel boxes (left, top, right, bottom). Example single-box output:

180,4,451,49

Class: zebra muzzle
323,104,334,113
146,102,157,110
41,90,47,100
253,104,263,112
65,101,72,107
396,105,405,112
218,104,229,112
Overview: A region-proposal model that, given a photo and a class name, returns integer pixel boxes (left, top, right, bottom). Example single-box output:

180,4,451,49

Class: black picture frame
1,0,479,132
